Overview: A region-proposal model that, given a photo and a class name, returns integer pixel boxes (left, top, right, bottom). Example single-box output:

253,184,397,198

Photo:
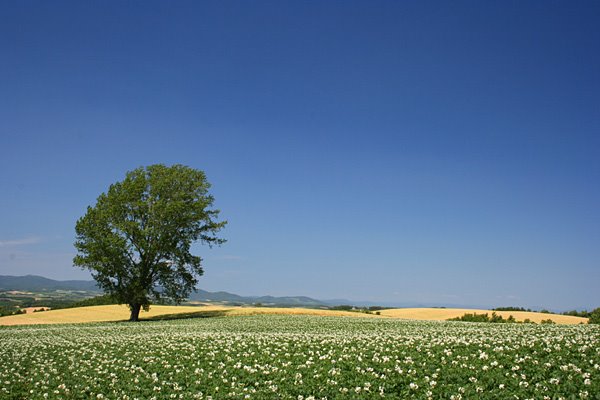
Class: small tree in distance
74,164,226,321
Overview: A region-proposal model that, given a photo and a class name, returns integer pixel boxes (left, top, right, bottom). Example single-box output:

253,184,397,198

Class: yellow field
222,307,379,318
378,308,588,324
0,305,588,326
0,305,209,326
0,305,377,326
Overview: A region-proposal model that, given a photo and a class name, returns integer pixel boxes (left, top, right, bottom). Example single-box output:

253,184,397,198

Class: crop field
0,305,378,326
0,304,587,326
1,315,598,399
378,308,589,325
0,305,221,326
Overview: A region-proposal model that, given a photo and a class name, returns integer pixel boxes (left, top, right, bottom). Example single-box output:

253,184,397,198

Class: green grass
1,315,598,399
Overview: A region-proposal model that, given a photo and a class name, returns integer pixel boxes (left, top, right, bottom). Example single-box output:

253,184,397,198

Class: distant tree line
0,305,26,317
448,310,555,324
449,312,519,323
493,306,600,323
54,295,118,309
452,309,600,325
0,295,118,317
493,307,553,314
1,294,80,310
449,312,560,324
493,307,532,312
562,310,591,318
329,305,389,314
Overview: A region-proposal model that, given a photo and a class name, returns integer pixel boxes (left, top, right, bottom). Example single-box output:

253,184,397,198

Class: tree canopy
74,164,226,321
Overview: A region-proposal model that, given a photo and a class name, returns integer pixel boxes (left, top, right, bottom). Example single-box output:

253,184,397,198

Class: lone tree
74,164,226,321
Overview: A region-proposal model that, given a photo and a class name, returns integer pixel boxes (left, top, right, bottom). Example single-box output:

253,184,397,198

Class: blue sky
1,1,599,310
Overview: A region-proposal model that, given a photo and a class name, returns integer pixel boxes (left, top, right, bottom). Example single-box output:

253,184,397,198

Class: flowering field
1,315,598,399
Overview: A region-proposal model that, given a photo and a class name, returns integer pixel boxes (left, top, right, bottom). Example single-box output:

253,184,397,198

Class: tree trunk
129,304,142,322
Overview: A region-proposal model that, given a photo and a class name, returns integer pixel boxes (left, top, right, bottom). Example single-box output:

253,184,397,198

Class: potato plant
1,315,598,399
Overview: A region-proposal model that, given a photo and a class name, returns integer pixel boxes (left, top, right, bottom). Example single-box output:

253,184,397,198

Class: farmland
0,305,378,326
0,304,589,326
1,315,598,399
378,308,589,325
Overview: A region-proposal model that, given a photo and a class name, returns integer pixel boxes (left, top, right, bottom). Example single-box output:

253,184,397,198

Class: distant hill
0,275,100,292
0,275,578,312
0,275,328,307
0,275,491,309
189,290,325,307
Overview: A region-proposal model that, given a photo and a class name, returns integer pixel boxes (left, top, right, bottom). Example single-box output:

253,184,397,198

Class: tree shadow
140,309,231,322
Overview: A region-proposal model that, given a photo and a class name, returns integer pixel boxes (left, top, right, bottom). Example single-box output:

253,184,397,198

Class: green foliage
331,305,354,311
540,319,556,324
367,306,389,311
0,305,24,317
59,295,118,309
562,309,591,318
0,299,13,308
489,312,505,323
0,289,103,310
493,306,532,312
448,312,518,323
588,307,600,324
73,164,226,321
449,312,490,322
4,296,36,306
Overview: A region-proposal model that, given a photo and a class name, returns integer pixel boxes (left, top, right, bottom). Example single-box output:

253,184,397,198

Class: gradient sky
1,1,599,310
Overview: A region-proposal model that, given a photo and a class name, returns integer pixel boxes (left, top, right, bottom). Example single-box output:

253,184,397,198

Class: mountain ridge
0,274,100,292
0,275,333,307
2,274,559,311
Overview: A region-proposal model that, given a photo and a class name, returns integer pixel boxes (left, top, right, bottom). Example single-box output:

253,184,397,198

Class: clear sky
1,1,599,310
